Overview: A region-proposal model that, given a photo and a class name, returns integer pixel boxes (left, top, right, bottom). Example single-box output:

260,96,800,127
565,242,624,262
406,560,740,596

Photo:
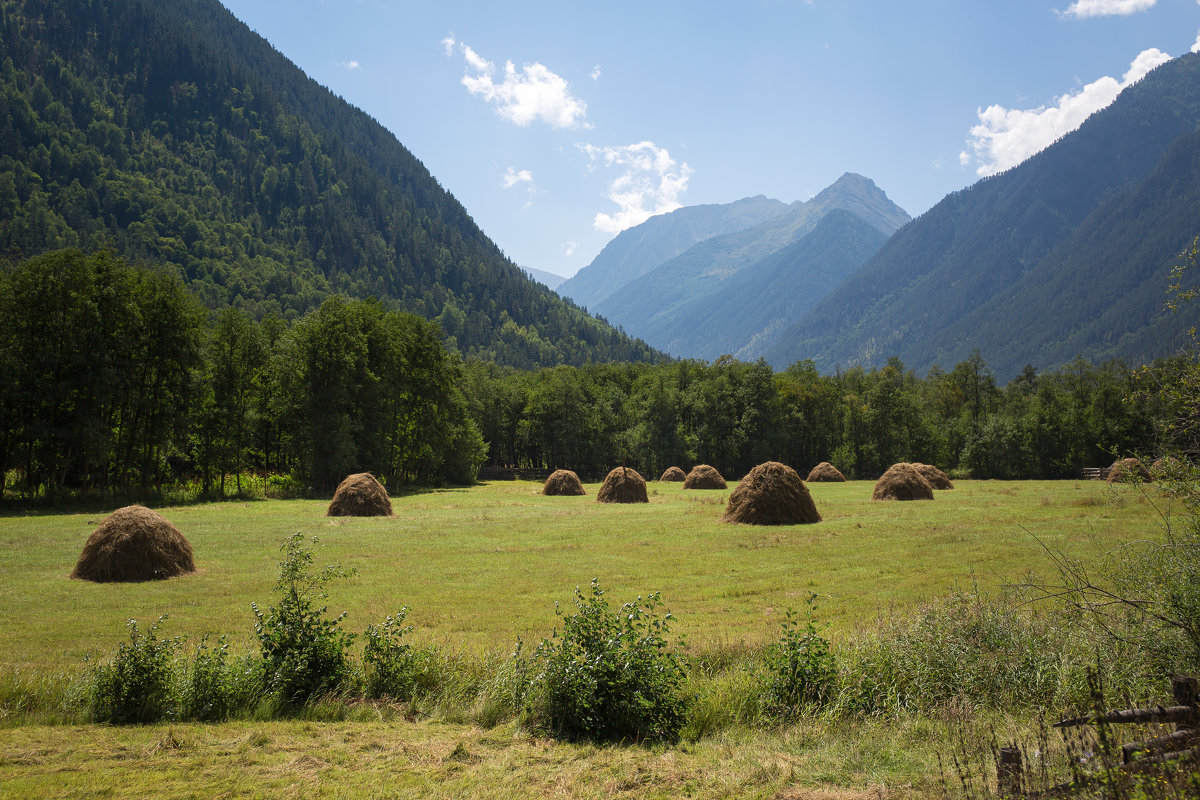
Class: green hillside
768,53,1200,379
0,0,659,368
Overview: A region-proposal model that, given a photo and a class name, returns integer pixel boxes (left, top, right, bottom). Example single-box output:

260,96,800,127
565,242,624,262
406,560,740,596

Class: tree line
0,249,485,500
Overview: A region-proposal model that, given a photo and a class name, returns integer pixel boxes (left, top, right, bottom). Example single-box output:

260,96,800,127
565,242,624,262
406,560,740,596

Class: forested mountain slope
593,173,909,356
768,52,1200,379
0,0,659,368
558,195,788,310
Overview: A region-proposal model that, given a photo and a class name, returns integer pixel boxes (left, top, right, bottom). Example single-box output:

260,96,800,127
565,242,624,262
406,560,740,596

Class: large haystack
912,463,954,490
596,466,648,503
722,461,821,525
683,464,727,490
872,463,934,501
72,505,195,582
327,472,393,516
806,462,846,482
1107,457,1151,484
543,469,586,496
660,466,686,482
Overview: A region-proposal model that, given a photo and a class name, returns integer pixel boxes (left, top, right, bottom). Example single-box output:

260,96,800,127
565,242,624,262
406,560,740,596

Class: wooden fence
998,675,1199,797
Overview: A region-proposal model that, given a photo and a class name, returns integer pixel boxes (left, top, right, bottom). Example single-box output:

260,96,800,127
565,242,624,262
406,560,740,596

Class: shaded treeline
0,249,484,499
462,352,1160,481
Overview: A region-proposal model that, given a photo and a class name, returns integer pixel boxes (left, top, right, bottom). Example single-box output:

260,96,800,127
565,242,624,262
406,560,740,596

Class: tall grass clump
761,593,836,718
521,579,689,742
87,615,180,724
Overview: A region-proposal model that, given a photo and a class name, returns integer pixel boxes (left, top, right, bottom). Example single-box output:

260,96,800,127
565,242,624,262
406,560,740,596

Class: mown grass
0,478,1175,797
0,479,1160,673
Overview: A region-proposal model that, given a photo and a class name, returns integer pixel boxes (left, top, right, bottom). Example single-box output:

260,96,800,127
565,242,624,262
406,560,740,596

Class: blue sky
218,0,1200,278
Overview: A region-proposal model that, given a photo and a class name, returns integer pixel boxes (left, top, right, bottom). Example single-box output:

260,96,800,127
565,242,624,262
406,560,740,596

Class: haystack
912,462,954,490
596,466,648,503
543,469,585,496
71,505,195,582
660,466,686,482
806,462,846,482
327,472,393,516
683,464,727,490
872,463,934,501
1107,457,1151,484
722,461,821,525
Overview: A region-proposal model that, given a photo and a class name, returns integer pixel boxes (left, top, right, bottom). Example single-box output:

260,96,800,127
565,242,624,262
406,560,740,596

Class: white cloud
341,60,361,70
502,167,534,189
590,65,602,81
961,48,1171,177
578,141,693,233
449,41,588,129
562,241,579,257
1061,0,1156,18
1192,30,1200,53
441,34,456,57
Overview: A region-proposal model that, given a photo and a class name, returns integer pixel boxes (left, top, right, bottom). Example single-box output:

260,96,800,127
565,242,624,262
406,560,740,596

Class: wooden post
998,747,1022,798
1173,675,1198,733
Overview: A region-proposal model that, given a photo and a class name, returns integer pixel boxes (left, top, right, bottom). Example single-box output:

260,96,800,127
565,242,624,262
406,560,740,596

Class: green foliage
762,594,835,717
178,635,262,722
88,615,180,724
362,608,428,701
523,580,688,742
252,534,356,705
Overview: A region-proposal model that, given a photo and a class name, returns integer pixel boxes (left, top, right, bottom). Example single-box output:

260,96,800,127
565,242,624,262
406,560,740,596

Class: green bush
762,593,835,717
178,635,264,721
523,579,688,742
252,533,356,706
362,607,431,700
88,615,180,724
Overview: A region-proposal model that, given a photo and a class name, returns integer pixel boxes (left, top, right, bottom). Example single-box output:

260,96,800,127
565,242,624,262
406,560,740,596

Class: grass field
0,478,1172,798
0,479,1162,672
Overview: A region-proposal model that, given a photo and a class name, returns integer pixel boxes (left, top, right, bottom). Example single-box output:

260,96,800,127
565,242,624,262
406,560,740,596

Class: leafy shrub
88,615,180,724
362,608,431,700
264,472,307,499
178,635,264,721
762,593,835,717
252,533,355,705
523,579,688,742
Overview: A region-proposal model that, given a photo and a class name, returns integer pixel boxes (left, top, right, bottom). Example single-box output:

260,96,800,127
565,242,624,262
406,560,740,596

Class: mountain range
0,0,658,368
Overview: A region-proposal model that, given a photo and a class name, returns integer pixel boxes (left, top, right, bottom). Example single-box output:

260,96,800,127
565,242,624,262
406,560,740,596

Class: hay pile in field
596,466,648,503
683,464,727,490
327,472,393,516
912,463,954,490
805,462,846,482
722,461,821,525
872,463,934,501
1107,457,1151,484
543,469,585,496
71,505,195,582
659,466,686,482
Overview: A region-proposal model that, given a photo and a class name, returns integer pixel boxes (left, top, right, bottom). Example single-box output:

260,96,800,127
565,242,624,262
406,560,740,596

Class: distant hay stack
543,469,585,496
872,463,934,501
722,461,821,525
1151,456,1182,479
327,472,393,516
1107,457,1151,484
71,505,195,583
683,464,727,490
596,466,648,504
806,462,846,482
659,466,686,482
912,463,954,490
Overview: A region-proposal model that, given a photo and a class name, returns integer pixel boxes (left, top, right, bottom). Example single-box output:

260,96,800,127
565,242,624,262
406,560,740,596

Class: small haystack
806,462,846,482
722,461,821,525
660,466,686,482
683,464,727,490
72,505,195,583
872,463,934,501
543,469,586,496
327,472,393,516
912,463,954,490
1107,457,1152,484
596,466,649,503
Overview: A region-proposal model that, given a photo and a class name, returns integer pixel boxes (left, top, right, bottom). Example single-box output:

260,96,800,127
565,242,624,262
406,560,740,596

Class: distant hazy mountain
593,173,910,357
558,195,789,310
521,266,567,290
768,52,1200,380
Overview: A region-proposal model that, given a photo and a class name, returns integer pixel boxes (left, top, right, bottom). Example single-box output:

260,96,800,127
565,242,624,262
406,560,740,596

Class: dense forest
0,249,1176,501
0,0,659,368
